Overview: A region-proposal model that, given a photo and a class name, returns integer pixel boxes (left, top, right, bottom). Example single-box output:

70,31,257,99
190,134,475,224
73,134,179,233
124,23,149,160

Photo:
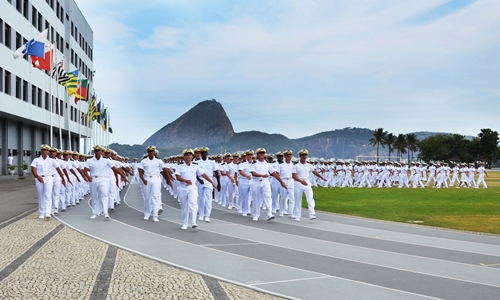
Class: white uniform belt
282,177,292,180
41,175,55,177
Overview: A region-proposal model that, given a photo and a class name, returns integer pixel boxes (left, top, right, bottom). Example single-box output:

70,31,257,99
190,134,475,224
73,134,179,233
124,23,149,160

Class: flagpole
57,65,63,149
106,110,109,148
49,33,53,146
66,93,71,152
77,70,81,153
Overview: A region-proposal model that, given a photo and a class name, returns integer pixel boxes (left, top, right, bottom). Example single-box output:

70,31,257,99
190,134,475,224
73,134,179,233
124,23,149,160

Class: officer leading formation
31,144,489,229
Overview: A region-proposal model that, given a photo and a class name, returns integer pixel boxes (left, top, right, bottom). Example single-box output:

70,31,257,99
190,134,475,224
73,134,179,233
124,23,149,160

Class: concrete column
17,121,24,177
1,118,7,175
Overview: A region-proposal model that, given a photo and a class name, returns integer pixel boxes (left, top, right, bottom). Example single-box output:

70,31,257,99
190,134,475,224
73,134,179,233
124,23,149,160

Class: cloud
138,27,185,49
73,0,500,145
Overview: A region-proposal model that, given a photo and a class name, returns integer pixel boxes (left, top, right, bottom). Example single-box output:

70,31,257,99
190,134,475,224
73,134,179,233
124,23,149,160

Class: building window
0,67,3,92
23,80,28,102
70,49,74,64
15,76,21,99
31,85,37,105
45,92,49,110
32,7,37,27
16,0,22,13
16,32,22,50
0,19,3,46
5,70,11,95
37,88,42,107
60,100,63,116
5,23,11,49
38,13,43,31
23,0,29,19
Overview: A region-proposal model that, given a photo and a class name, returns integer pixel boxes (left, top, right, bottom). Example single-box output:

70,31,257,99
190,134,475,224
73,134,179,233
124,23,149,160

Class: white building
1,0,93,175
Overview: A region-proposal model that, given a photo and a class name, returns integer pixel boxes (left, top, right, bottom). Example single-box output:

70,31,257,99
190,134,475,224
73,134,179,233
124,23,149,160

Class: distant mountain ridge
106,100,472,160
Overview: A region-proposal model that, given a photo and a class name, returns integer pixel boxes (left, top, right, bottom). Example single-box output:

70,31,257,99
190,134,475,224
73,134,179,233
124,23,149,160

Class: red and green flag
75,79,88,103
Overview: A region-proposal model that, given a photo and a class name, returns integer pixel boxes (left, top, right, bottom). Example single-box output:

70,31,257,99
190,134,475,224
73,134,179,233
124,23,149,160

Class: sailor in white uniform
175,148,216,230
31,144,66,220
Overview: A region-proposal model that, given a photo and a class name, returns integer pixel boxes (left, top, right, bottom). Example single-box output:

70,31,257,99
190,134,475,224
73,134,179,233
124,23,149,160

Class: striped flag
101,108,107,131
108,113,113,133
62,70,79,96
86,94,97,122
51,60,69,84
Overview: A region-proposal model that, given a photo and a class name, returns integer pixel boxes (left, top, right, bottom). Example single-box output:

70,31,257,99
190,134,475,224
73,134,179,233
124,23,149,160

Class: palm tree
406,133,419,162
386,133,396,161
394,134,408,162
368,128,388,163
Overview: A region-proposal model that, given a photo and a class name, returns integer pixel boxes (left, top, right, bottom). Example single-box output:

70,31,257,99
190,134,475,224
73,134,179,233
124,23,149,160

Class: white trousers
476,174,487,188
35,176,54,216
143,175,162,217
178,187,198,227
238,180,251,214
279,178,295,214
90,178,110,216
271,178,281,211
197,184,213,218
251,180,272,219
293,182,315,219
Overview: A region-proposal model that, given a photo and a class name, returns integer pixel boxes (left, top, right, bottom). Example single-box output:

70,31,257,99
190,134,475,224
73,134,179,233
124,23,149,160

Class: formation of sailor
33,142,489,231
300,160,489,189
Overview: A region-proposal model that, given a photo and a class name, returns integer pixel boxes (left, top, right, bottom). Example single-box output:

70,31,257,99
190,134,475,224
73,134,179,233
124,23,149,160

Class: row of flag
84,94,113,133
13,29,112,134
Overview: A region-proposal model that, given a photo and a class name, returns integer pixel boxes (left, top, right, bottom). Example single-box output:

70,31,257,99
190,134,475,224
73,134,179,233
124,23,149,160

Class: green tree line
368,128,499,164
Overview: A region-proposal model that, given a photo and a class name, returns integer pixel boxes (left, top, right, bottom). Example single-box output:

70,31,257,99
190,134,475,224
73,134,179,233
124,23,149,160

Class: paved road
2,178,500,299
56,183,500,300
0,179,283,300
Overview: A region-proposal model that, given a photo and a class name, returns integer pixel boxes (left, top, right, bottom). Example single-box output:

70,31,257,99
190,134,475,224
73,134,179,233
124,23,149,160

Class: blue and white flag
13,29,48,59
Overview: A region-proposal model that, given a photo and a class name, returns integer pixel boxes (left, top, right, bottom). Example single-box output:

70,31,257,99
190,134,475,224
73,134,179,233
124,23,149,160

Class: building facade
0,0,93,175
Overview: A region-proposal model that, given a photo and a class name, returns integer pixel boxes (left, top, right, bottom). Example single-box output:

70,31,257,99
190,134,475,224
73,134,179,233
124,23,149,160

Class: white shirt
7,156,14,165
139,157,165,176
279,162,294,179
252,160,275,182
175,162,204,190
293,162,314,181
198,159,219,187
238,161,254,181
30,156,60,176
85,156,115,178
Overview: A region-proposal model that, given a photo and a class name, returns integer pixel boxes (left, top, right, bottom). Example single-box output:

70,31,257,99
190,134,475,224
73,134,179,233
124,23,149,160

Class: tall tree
394,134,408,162
368,128,388,163
406,133,419,162
386,133,396,161
478,128,500,163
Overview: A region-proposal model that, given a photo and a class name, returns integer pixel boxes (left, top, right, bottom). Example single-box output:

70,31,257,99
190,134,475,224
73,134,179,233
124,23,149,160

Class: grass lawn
310,171,500,235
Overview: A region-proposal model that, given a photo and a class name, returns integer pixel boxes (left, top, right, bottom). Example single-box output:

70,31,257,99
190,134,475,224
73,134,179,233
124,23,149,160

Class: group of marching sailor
32,143,489,230
302,160,488,189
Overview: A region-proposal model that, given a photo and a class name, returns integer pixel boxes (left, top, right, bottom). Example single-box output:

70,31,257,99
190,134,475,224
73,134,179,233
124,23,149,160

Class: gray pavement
1,178,500,299
0,179,283,300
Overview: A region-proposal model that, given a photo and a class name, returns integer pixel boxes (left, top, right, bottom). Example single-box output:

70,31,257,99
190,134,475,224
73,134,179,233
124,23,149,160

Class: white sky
75,0,500,145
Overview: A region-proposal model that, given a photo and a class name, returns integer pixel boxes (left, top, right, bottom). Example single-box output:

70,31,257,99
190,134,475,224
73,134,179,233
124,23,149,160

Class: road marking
480,263,500,267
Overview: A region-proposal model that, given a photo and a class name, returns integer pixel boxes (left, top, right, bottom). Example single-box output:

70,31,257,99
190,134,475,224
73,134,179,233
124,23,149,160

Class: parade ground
1,178,500,299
